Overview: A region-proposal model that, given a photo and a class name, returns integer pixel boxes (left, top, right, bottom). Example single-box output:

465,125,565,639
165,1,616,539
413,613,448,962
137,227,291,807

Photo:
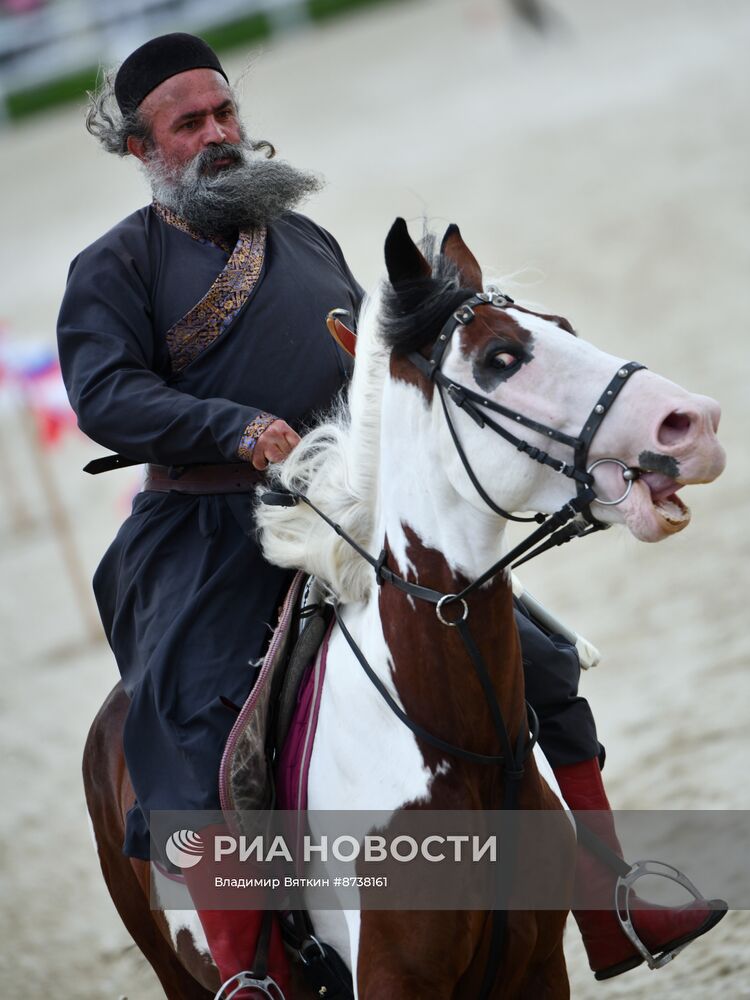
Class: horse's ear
385,218,432,287
441,224,483,289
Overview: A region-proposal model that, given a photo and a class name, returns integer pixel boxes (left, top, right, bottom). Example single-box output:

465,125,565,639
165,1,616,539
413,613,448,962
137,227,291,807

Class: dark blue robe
58,207,362,858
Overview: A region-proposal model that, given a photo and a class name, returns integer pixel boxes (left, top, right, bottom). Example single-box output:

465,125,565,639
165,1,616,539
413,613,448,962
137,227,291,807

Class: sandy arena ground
1,0,748,996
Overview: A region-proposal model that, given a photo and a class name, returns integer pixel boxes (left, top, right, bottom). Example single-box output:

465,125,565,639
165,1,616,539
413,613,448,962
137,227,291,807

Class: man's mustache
146,136,323,235
194,143,244,176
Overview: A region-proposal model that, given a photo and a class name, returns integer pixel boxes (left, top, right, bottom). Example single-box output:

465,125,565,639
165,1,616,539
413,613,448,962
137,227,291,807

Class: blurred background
1,0,748,996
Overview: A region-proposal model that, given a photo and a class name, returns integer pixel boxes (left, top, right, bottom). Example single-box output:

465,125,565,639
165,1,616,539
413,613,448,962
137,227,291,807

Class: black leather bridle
407,287,645,527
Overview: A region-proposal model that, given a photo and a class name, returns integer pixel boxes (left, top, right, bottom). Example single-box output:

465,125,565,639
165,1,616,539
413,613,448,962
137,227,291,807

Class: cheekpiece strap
422,289,515,379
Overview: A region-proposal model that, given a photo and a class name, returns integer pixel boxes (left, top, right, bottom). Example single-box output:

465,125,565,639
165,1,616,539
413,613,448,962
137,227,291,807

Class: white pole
20,397,102,645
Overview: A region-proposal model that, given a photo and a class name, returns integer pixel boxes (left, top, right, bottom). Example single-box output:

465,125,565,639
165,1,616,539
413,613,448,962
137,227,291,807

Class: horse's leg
515,940,569,1000
458,911,542,1000
83,683,215,999
443,910,568,1000
501,916,569,1000
356,905,566,998
357,910,484,999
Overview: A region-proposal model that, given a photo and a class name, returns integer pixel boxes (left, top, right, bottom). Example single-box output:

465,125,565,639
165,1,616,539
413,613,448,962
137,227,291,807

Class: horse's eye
489,351,518,370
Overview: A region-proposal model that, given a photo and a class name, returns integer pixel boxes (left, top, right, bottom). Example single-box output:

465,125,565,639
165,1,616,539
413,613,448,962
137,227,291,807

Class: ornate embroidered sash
153,202,267,374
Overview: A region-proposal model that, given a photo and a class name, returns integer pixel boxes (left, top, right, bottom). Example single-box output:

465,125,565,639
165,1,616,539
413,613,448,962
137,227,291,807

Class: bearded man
58,31,363,993
58,32,724,997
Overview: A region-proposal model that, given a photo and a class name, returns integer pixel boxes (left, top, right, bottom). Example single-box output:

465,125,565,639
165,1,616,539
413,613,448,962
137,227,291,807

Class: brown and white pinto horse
85,219,725,999
256,220,725,997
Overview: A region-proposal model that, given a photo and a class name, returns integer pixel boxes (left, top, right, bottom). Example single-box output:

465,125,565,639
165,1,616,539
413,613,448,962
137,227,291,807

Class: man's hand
252,419,301,470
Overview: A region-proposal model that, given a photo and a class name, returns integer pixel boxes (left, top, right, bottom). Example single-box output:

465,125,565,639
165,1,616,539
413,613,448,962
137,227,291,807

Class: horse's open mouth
640,472,690,527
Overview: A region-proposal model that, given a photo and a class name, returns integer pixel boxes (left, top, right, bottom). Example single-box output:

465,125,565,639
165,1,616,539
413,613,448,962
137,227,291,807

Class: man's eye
488,351,517,370
181,120,199,130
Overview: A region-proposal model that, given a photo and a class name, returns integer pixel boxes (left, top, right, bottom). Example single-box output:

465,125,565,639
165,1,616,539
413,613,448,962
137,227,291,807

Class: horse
255,218,725,996
84,218,725,999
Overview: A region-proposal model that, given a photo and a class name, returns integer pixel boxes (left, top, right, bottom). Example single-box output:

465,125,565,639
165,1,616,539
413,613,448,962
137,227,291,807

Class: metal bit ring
587,458,640,506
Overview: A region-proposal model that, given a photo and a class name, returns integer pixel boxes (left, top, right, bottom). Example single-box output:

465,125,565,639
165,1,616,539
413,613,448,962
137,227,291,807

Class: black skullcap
114,32,228,115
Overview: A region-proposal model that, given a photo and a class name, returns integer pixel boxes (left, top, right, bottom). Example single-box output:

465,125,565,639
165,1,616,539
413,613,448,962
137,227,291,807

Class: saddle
220,572,332,815
217,574,355,1000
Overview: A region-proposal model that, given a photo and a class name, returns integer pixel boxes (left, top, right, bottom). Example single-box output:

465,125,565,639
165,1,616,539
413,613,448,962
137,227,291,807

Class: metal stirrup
214,970,286,1000
614,860,709,970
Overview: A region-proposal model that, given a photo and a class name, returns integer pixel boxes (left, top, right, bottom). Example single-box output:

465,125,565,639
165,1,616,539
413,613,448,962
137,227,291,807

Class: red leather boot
179,825,291,998
554,757,727,980
193,907,289,998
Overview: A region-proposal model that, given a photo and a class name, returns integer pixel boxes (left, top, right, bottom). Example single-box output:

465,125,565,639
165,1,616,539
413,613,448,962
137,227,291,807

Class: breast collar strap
406,290,645,527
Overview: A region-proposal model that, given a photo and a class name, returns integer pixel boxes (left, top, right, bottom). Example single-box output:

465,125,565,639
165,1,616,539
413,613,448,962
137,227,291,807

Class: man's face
127,68,321,235
131,68,242,176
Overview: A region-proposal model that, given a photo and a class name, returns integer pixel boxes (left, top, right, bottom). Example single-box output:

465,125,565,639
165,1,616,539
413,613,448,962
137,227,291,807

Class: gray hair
85,68,276,160
85,69,150,155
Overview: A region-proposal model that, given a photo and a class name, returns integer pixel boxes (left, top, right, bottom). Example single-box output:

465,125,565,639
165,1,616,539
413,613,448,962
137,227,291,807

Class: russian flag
0,332,78,446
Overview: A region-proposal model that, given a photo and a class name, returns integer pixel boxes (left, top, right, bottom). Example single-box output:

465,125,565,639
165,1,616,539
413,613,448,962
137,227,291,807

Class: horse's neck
365,371,526,768
374,527,526,772
376,369,508,582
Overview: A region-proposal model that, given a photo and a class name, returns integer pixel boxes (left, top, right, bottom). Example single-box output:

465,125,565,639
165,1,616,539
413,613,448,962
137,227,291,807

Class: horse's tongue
640,471,682,502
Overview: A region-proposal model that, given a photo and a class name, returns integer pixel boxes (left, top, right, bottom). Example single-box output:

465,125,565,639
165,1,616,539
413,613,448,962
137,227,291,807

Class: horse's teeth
655,497,689,524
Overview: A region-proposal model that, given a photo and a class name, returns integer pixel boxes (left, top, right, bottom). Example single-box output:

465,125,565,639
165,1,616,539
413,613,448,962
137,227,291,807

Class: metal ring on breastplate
436,594,469,627
587,458,639,506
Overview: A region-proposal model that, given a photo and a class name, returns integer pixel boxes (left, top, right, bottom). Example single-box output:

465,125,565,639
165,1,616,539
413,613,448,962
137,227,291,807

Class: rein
261,290,646,998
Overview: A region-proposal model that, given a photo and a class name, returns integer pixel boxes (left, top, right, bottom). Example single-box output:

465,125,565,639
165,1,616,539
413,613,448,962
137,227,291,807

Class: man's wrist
237,412,277,461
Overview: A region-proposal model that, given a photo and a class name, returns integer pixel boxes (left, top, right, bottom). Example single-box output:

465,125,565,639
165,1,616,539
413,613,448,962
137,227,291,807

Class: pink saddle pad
275,622,332,813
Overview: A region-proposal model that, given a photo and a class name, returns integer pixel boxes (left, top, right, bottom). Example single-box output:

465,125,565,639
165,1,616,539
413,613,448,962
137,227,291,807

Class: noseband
406,288,645,527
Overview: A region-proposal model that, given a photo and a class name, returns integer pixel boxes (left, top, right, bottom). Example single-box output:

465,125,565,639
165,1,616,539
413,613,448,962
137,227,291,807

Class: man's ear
127,135,148,162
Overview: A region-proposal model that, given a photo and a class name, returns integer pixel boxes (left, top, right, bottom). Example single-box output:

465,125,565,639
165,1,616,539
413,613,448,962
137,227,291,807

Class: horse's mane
255,235,479,603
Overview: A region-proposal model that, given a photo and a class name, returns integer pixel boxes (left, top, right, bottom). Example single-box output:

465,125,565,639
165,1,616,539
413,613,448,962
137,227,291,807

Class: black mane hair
380,234,481,356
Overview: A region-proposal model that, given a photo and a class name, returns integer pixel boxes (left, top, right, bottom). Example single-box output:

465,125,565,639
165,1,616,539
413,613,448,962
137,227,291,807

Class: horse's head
382,218,725,543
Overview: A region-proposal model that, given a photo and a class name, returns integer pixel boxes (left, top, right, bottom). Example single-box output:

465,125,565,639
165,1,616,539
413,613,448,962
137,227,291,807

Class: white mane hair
255,287,389,603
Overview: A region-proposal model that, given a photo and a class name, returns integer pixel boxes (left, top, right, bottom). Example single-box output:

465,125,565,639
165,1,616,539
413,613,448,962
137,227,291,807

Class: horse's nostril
658,411,693,447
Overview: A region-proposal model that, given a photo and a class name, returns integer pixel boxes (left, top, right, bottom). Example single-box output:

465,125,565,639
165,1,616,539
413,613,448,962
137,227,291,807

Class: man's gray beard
145,140,323,239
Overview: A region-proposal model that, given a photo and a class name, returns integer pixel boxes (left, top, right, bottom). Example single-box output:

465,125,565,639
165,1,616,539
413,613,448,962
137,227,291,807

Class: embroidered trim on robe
152,203,267,373
152,201,235,253
237,412,276,461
